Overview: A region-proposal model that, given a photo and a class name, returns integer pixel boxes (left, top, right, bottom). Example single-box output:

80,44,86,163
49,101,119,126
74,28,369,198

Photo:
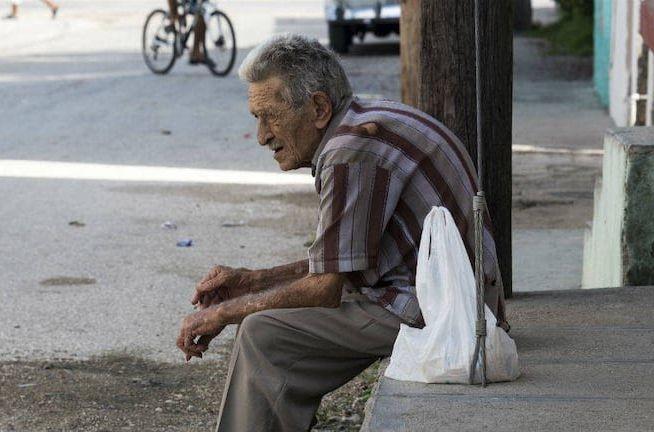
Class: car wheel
328,23,352,54
514,0,532,32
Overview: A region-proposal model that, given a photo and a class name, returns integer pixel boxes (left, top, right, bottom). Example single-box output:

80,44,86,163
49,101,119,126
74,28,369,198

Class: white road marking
512,144,604,156
0,159,315,185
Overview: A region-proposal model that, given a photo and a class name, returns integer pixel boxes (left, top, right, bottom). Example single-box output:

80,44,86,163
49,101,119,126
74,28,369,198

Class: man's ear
311,92,333,129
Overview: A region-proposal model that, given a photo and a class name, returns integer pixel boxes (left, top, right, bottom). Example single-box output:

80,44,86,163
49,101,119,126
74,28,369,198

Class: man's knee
237,311,278,354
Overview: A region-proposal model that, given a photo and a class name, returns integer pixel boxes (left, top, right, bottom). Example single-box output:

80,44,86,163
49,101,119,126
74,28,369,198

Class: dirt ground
512,152,602,229
0,351,379,432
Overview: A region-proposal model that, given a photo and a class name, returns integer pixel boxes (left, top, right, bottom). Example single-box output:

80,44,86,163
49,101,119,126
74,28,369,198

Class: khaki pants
215,300,402,432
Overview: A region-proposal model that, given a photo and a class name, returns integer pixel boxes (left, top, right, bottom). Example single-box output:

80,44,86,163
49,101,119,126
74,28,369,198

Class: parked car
324,0,400,53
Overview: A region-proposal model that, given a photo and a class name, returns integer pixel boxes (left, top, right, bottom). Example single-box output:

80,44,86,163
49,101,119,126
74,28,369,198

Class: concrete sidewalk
362,286,654,431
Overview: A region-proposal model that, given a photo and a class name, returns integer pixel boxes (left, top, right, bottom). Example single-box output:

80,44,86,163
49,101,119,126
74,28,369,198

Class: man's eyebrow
250,108,265,118
253,109,272,118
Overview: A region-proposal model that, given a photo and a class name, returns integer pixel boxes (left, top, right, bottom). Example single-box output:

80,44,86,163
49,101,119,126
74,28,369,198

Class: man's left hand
193,265,255,309
176,306,226,362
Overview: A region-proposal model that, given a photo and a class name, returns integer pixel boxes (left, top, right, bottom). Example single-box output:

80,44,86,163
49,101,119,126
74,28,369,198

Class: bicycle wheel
142,9,177,75
203,10,236,76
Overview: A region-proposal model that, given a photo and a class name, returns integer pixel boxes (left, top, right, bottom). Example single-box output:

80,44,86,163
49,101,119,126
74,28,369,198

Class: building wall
642,0,654,50
609,0,636,127
643,1,654,126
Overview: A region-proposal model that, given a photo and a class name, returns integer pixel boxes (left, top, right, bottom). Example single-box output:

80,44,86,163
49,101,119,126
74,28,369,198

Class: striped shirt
308,97,506,327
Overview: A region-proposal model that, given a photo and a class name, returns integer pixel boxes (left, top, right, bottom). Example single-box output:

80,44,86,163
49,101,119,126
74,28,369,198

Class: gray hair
238,34,353,113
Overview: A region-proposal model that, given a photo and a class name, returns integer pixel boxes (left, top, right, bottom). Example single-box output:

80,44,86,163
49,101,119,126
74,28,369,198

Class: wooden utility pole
401,0,513,297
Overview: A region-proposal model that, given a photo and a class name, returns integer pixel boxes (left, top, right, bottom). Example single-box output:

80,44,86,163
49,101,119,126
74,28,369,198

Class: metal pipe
629,0,644,126
646,50,654,126
469,0,488,388
474,0,483,181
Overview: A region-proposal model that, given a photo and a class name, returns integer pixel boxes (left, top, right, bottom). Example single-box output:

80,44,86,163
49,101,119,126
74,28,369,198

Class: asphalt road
0,0,401,363
0,0,613,363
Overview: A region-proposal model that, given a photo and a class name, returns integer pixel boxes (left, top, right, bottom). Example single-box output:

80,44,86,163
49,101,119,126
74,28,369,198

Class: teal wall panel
594,0,611,107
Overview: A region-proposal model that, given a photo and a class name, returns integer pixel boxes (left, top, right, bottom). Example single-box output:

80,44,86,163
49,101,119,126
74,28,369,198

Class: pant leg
191,16,205,59
166,0,177,19
215,300,401,432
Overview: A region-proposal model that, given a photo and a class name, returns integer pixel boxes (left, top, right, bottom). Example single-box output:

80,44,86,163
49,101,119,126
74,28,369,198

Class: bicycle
142,0,236,76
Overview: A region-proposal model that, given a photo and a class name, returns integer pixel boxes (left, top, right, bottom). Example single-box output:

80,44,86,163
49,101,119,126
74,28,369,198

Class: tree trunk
401,0,513,298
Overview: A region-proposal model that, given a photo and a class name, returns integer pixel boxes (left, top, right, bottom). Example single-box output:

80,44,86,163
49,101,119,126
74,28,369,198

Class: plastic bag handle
419,207,450,261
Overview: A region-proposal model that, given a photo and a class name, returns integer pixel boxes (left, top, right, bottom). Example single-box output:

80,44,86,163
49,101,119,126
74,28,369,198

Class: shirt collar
311,96,353,176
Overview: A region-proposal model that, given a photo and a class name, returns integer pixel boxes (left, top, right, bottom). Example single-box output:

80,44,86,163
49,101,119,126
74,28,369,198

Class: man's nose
258,128,274,146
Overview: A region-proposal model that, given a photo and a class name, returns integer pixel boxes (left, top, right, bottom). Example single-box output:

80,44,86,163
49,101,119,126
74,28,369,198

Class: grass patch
1,353,381,432
528,11,593,56
314,361,381,431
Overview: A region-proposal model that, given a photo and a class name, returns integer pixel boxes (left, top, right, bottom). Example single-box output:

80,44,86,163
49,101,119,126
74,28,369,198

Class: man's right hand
192,265,255,309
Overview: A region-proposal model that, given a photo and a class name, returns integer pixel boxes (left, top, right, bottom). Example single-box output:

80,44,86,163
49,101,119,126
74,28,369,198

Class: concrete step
513,229,583,291
582,128,654,288
362,286,654,432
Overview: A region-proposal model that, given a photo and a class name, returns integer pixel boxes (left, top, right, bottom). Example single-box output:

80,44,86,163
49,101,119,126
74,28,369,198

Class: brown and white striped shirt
308,97,505,326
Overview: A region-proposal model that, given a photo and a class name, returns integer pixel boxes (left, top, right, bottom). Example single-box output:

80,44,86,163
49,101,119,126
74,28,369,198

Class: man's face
248,76,322,171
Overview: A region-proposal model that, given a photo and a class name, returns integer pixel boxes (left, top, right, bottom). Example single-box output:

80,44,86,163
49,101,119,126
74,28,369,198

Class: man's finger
192,274,230,305
191,291,202,305
180,334,201,360
197,266,226,289
200,291,220,308
184,333,194,350
196,334,215,351
197,272,229,293
181,343,203,360
178,335,194,360
176,333,187,352
198,267,221,285
193,270,221,303
185,343,204,358
192,290,214,307
192,281,218,305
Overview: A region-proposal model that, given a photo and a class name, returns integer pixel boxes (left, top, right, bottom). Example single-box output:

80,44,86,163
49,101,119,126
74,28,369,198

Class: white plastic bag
385,207,520,384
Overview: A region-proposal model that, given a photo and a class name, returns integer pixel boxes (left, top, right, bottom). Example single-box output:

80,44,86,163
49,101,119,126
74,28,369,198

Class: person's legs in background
165,0,207,64
5,0,59,19
166,0,178,22
4,0,20,19
41,0,58,18
189,15,206,63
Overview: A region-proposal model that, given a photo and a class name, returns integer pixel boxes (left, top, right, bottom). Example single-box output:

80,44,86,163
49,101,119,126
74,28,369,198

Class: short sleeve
308,162,399,274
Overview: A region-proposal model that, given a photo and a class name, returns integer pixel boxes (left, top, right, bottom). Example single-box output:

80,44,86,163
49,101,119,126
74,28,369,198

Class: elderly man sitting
176,34,506,432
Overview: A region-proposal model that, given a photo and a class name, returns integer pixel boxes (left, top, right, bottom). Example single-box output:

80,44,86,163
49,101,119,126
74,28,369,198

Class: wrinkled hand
192,265,254,309
176,306,226,362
